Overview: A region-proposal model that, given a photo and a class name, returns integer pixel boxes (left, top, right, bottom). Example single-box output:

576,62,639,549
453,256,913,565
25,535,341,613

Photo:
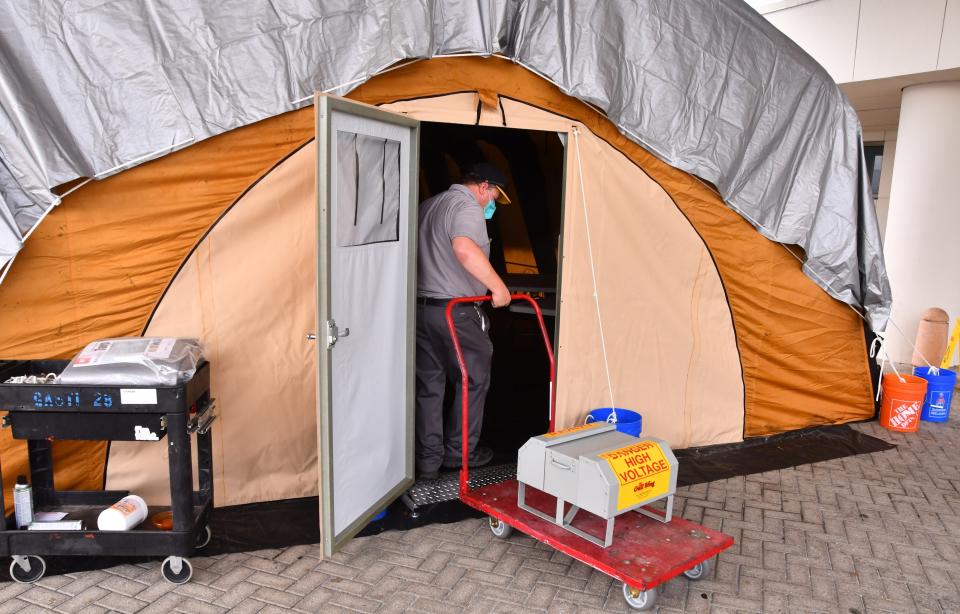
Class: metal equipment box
516,422,678,547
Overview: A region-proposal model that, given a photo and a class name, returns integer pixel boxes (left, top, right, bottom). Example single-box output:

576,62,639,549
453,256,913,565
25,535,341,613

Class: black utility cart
0,359,215,584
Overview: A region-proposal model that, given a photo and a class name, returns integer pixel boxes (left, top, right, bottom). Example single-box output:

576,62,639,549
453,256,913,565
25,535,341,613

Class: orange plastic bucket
879,373,927,432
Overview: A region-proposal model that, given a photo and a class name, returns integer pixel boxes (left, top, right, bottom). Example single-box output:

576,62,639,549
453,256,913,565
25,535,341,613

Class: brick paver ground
3,397,959,613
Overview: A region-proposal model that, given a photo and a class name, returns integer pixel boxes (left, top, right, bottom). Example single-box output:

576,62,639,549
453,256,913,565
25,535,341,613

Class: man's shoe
417,469,440,480
442,446,494,469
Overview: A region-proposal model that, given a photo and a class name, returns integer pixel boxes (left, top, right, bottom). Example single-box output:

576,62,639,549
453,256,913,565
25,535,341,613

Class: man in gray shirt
415,162,512,480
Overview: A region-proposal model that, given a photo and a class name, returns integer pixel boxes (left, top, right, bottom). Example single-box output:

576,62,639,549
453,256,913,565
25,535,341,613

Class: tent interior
418,120,564,458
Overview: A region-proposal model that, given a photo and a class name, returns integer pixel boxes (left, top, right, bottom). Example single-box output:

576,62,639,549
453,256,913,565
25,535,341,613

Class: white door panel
316,95,419,555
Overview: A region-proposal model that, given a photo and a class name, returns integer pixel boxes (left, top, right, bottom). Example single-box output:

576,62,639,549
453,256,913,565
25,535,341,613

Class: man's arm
452,237,511,307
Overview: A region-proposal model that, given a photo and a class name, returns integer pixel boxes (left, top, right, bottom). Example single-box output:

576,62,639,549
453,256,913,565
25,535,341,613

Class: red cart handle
445,294,556,496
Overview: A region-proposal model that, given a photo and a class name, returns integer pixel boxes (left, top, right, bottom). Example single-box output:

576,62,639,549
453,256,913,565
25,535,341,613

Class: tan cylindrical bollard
913,308,950,367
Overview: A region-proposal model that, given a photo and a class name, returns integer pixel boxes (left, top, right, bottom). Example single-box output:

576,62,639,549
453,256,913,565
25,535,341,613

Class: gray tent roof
0,0,890,329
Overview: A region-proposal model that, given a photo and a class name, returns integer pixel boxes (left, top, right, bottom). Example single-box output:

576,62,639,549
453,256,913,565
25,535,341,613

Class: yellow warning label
543,422,604,438
600,440,672,511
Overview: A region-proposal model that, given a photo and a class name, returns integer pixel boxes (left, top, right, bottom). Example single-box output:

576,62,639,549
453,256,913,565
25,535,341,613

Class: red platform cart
445,295,734,610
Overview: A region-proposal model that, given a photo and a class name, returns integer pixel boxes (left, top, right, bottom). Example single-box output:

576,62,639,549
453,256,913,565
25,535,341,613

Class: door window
337,132,401,246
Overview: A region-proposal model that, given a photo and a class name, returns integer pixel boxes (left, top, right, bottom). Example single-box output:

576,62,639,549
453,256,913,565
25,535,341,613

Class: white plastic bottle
13,475,34,529
97,495,148,531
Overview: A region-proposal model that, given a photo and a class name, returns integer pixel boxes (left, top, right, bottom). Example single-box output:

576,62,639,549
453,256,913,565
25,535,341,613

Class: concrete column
882,81,960,365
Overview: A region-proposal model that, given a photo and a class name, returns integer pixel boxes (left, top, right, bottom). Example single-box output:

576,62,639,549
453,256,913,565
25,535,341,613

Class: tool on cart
517,423,677,547
446,294,734,611
0,350,215,585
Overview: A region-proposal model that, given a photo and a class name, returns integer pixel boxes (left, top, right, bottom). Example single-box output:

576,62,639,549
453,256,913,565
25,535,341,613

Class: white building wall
940,0,960,67
756,0,960,83
764,0,859,82
854,1,951,80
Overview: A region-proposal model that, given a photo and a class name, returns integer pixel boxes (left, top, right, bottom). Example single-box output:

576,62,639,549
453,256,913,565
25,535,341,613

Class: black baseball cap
466,162,511,204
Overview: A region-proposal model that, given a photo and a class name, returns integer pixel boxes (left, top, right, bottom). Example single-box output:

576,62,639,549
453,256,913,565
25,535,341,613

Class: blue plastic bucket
585,407,642,437
913,366,958,422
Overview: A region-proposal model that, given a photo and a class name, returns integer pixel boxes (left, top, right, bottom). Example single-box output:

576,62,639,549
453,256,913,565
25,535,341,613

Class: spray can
13,475,34,529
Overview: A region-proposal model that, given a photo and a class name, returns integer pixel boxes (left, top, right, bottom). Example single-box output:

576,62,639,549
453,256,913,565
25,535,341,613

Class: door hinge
325,319,350,349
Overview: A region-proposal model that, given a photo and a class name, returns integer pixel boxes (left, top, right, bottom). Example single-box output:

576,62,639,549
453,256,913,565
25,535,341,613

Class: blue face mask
483,199,496,220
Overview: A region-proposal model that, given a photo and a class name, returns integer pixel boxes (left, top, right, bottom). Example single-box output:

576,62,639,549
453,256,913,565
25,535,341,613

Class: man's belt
417,296,481,307
417,296,453,307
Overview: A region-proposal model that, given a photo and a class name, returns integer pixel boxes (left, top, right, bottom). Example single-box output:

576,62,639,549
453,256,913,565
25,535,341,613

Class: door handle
325,319,350,349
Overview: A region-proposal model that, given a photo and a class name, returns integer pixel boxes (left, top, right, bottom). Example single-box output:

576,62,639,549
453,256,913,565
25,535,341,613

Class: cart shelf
1,502,211,558
464,480,733,592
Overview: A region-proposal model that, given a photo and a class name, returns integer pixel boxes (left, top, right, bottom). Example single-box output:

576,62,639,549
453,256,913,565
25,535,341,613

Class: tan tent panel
554,119,743,446
0,111,315,512
1,56,874,512
107,144,319,506
104,95,744,507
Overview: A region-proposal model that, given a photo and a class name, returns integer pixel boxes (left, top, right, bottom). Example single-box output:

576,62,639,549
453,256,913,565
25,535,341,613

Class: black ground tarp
0,422,893,581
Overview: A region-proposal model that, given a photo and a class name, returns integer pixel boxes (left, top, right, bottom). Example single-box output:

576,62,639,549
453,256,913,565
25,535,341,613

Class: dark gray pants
415,302,493,472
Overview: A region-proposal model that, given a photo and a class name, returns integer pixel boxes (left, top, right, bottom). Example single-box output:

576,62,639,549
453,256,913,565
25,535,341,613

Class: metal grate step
402,463,516,508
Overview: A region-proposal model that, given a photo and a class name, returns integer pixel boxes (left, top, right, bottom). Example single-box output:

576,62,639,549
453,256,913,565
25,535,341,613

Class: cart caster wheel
10,556,46,583
488,516,513,539
161,556,193,584
683,558,712,581
195,525,212,549
622,583,658,611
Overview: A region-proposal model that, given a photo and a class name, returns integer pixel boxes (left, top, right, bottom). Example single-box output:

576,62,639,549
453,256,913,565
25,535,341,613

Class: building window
864,145,884,200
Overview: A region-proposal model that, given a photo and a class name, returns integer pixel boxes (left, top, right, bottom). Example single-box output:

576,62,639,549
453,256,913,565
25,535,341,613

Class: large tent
1,2,889,526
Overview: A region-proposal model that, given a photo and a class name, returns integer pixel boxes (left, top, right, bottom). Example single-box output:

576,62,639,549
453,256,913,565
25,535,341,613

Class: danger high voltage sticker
599,440,672,511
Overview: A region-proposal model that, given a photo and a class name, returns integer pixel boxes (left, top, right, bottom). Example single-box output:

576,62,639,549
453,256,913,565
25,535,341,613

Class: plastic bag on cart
58,338,204,386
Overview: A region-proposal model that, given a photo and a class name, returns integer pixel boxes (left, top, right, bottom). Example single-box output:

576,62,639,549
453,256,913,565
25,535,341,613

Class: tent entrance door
416,120,566,454
315,94,420,556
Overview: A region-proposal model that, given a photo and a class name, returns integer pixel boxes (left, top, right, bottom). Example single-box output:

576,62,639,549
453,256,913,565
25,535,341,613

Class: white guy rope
869,335,888,400
571,126,617,417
